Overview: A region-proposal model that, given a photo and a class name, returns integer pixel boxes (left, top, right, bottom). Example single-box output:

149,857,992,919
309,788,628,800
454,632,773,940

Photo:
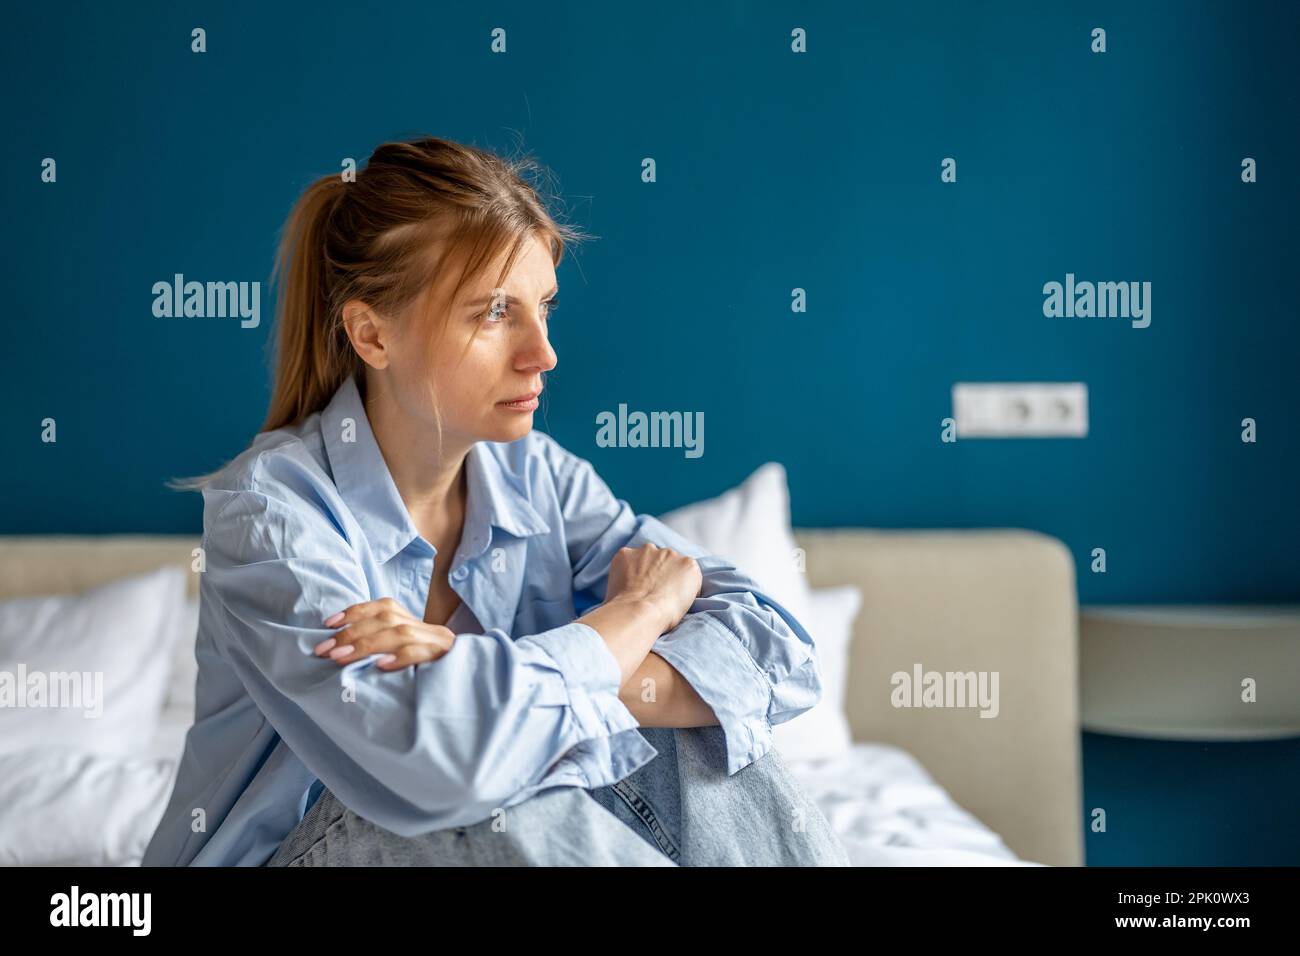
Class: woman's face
374,233,560,448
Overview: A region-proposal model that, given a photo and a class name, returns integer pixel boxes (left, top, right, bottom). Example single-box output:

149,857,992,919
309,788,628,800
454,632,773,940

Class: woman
145,136,848,867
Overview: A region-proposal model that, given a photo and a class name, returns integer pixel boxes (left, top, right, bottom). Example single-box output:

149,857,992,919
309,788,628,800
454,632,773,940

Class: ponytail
261,175,354,434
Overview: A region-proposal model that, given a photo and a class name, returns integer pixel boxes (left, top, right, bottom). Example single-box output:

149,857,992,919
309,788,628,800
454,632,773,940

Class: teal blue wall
3,1,1296,865
1082,732,1300,866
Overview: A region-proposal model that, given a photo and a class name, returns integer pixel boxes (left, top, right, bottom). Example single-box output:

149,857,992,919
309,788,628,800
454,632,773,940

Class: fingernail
314,637,337,655
328,644,355,660
323,611,345,627
376,654,397,666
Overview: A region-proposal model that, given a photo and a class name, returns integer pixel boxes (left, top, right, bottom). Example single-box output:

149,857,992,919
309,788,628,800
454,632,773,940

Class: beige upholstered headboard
0,535,204,600
0,528,1082,867
793,528,1082,867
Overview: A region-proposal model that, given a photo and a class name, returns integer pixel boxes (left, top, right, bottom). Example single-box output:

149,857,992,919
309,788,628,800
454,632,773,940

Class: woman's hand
315,597,455,670
573,543,702,684
604,542,703,634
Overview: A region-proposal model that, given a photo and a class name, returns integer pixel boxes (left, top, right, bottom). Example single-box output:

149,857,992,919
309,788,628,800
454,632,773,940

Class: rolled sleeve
519,621,660,787
651,612,778,775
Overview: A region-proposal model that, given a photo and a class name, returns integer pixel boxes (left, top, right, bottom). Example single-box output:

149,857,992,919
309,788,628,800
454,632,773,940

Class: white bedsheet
784,742,1044,866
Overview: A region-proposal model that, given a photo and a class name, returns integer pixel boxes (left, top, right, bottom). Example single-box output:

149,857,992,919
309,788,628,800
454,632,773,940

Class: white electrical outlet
952,382,1089,437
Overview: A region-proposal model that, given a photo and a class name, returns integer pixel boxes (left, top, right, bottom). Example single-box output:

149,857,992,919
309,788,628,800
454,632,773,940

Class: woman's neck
359,374,471,540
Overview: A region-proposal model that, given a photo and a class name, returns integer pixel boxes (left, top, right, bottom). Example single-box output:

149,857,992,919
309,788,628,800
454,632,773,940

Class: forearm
576,596,667,685
575,596,719,728
618,651,720,728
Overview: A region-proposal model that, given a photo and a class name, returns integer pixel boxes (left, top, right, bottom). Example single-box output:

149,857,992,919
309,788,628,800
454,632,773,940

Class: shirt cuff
651,613,776,775
521,621,660,787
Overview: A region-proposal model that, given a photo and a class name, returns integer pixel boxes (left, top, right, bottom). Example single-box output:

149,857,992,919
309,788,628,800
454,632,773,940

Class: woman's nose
520,312,557,370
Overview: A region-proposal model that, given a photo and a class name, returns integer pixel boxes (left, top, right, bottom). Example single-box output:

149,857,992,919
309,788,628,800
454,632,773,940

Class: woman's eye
484,297,559,324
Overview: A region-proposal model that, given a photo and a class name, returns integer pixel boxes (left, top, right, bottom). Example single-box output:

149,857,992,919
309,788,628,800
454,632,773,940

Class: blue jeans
265,725,850,866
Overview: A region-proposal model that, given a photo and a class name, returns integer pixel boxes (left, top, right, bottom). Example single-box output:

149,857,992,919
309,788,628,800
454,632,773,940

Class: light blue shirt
142,373,821,866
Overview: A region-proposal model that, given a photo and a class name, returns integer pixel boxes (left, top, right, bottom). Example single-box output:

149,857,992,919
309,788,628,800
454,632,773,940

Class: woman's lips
498,395,539,411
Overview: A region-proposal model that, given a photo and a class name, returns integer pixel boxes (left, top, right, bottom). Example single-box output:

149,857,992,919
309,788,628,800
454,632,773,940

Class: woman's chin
483,410,534,441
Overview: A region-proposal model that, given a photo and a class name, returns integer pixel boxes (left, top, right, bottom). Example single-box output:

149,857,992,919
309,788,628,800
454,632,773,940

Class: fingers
313,597,455,670
321,596,409,629
316,621,455,666
320,631,455,668
374,642,449,670
314,598,414,654
319,608,413,647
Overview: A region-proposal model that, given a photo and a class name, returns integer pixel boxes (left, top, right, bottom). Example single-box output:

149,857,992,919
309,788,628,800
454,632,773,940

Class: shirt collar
320,373,550,566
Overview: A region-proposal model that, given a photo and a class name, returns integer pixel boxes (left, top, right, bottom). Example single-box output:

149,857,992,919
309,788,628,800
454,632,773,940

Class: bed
0,520,1080,867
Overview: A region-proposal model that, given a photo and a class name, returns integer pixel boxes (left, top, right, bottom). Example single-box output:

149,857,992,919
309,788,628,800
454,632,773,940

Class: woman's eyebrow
465,286,559,308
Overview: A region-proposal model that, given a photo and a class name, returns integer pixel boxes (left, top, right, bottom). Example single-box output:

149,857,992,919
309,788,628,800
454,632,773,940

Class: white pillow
0,565,187,757
0,748,176,866
773,585,862,763
658,461,814,629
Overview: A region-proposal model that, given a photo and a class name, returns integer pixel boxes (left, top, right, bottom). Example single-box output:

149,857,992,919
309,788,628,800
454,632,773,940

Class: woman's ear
342,299,392,371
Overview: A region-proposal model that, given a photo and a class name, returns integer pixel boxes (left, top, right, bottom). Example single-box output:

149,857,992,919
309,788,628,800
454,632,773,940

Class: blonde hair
169,135,590,492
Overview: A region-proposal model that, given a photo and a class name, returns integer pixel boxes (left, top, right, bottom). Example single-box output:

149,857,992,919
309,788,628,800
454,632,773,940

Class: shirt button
452,566,469,581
